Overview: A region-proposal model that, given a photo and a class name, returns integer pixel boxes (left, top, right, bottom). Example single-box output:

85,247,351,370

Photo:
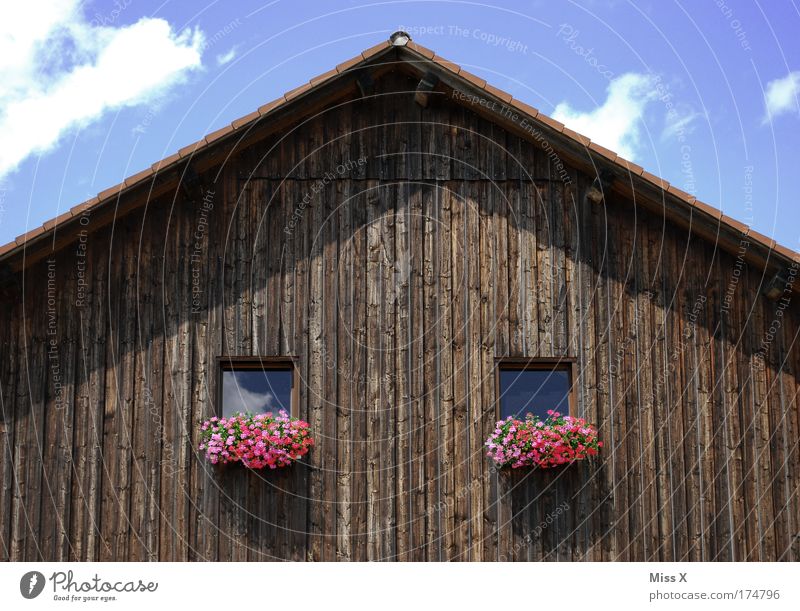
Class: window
217,357,298,418
496,358,575,421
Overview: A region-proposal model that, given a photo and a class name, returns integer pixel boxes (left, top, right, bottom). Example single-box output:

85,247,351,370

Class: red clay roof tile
205,125,234,145
432,54,460,74
97,182,125,201
458,69,487,89
123,168,154,188
562,127,590,147
231,110,261,129
745,227,776,251
640,170,669,191
284,82,314,101
16,226,45,245
484,83,513,104
721,214,749,234
178,140,205,159
667,184,695,204
152,152,180,173
336,55,362,73
616,158,644,177
407,41,435,59
0,241,17,257
773,242,799,261
70,197,99,216
509,98,539,119
535,113,565,133
43,211,74,231
692,199,723,220
361,41,391,59
588,142,617,162
258,97,286,115
309,68,338,86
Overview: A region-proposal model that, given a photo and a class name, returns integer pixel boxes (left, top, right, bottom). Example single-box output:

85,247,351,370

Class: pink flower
198,412,314,470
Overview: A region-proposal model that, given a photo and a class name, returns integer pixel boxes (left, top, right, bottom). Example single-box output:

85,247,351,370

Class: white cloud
216,47,238,66
763,72,800,122
222,373,278,416
552,72,659,160
662,106,702,142
0,0,204,179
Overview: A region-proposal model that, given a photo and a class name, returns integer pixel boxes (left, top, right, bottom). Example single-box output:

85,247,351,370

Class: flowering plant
485,410,602,469
199,410,314,469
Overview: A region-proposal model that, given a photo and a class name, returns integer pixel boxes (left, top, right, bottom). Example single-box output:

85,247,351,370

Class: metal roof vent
390,31,411,46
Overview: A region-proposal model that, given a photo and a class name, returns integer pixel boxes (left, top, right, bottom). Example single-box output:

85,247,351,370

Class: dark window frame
494,357,578,421
215,356,299,419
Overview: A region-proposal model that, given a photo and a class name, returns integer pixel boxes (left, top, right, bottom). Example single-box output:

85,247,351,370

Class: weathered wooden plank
364,181,382,560
464,179,484,559
321,170,339,561
99,217,136,561
493,181,512,561
336,177,353,561
78,228,110,561
422,183,440,560
633,205,659,561
304,164,328,560
37,248,76,561
717,250,747,562
604,195,630,561
349,179,368,561
479,179,498,560
436,183,456,561
130,198,168,562
449,181,470,560
394,181,412,561
0,282,18,561
409,181,427,559
381,180,398,560
289,177,311,561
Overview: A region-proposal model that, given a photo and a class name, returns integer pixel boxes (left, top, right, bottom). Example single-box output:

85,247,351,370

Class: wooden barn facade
1,34,798,562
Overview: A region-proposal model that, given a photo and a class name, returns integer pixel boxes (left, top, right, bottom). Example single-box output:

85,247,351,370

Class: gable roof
2,32,797,276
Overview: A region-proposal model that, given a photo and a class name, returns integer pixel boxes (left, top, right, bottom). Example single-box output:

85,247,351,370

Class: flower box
485,411,601,469
199,410,314,470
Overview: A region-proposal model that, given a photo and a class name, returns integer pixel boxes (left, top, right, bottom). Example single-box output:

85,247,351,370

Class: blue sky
1,0,798,251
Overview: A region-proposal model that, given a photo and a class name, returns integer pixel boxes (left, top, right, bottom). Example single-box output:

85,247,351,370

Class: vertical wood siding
1,72,798,561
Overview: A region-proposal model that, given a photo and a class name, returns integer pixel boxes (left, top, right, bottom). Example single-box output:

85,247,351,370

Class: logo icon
20,571,45,599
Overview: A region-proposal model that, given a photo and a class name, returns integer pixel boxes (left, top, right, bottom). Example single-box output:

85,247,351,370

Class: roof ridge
1,32,797,266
